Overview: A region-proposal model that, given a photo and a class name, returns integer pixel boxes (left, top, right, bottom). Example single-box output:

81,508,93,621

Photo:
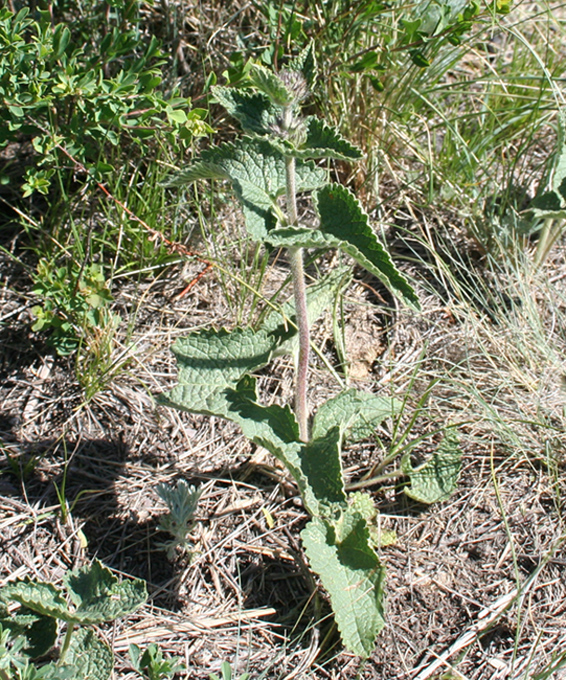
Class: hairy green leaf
249,63,295,105
300,429,346,507
312,388,400,444
402,430,461,504
65,628,113,680
0,580,71,622
0,606,58,658
159,328,278,418
288,41,318,90
167,138,326,239
265,186,419,309
64,560,147,624
212,86,279,135
272,117,363,160
302,513,385,658
316,184,419,309
224,376,346,515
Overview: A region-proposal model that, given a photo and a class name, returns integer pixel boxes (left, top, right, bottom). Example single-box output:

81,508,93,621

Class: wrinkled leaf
0,580,71,622
315,185,419,309
64,559,147,624
271,117,363,161
167,138,326,239
224,376,346,515
302,513,385,658
249,63,294,105
312,388,400,444
65,628,113,680
402,430,461,504
288,41,317,90
212,86,279,136
265,185,419,309
0,606,58,658
159,328,278,418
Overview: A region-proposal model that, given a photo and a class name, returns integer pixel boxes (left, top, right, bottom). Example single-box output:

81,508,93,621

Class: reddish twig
53,142,212,267
175,263,213,300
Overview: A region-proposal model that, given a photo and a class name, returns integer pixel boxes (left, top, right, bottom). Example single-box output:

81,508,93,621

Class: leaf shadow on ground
0,433,180,610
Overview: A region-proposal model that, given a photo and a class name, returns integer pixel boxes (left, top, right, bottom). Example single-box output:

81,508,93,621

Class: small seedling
156,479,202,559
0,560,147,680
209,661,250,680
163,45,461,657
129,643,185,680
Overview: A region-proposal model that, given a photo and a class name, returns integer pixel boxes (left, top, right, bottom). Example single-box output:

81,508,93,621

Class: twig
54,144,206,257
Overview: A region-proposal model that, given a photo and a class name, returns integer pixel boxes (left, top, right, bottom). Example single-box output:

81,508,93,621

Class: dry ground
2,205,566,679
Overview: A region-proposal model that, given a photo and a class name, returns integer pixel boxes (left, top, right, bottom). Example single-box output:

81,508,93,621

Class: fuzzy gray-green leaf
0,580,71,622
402,430,461,504
288,41,318,90
265,190,419,309
272,117,363,160
0,606,58,658
65,628,113,680
249,63,295,105
302,513,385,658
212,86,279,135
64,559,147,624
224,376,346,515
159,328,278,418
315,184,420,309
312,389,400,443
167,138,326,239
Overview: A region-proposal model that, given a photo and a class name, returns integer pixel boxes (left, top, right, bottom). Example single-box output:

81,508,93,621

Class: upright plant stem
289,244,310,441
283,104,310,442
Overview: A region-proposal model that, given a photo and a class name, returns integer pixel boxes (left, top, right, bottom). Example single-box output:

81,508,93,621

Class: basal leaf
312,389,400,444
401,430,461,504
532,109,566,219
212,86,279,136
64,559,147,624
272,117,363,161
0,580,71,622
159,328,278,419
315,184,420,309
65,628,113,680
302,513,385,658
300,428,346,507
167,138,326,239
249,63,295,106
